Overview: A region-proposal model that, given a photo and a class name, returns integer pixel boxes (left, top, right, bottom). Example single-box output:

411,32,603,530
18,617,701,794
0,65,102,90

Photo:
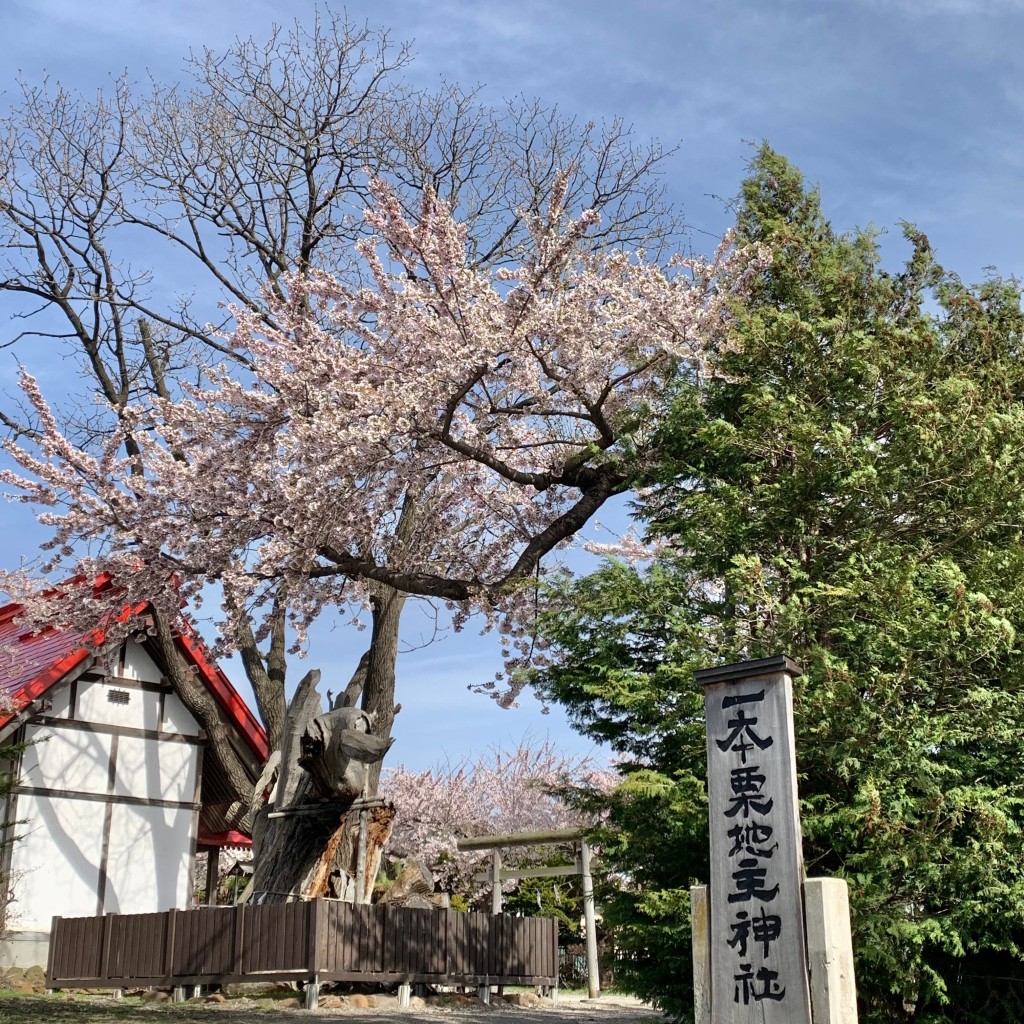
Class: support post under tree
355,808,369,905
205,850,218,906
490,849,502,915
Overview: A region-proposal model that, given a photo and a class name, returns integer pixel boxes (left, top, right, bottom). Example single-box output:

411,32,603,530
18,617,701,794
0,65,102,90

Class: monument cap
694,653,803,687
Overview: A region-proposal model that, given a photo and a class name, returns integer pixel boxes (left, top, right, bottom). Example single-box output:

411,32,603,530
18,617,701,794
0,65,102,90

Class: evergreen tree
534,148,1024,1023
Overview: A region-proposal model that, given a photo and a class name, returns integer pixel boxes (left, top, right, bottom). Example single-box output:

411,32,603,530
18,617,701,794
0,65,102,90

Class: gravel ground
0,992,659,1024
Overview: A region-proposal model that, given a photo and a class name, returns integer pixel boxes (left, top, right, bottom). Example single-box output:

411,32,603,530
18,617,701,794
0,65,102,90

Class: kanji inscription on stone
697,655,813,1024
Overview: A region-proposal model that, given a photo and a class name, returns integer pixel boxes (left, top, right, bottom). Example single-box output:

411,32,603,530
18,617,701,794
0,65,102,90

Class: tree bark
360,585,406,796
149,608,257,830
227,588,289,753
304,804,396,903
248,650,396,903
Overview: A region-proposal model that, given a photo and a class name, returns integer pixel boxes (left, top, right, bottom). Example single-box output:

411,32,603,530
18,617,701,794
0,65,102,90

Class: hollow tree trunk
249,589,404,903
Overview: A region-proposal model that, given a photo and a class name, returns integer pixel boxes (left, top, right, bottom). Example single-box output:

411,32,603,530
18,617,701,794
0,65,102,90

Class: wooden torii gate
456,827,600,999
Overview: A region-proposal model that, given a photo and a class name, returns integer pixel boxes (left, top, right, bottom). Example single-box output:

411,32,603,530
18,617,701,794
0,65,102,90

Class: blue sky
2,0,1022,768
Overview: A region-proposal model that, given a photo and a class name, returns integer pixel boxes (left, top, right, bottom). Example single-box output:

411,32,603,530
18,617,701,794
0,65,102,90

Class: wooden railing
46,901,558,996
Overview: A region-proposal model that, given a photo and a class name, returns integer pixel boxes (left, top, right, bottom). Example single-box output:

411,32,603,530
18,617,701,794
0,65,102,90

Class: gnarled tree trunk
248,588,404,904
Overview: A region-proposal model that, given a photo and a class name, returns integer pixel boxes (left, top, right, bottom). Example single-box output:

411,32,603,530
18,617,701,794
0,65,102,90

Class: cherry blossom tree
0,165,765,899
381,741,616,906
0,11,701,900
2,171,763,705
0,11,679,760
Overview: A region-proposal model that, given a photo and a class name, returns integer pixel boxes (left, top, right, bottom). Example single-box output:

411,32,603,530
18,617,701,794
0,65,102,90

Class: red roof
197,830,252,849
0,595,268,764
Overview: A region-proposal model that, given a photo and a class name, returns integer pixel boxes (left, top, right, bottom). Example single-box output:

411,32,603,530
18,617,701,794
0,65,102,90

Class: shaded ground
0,993,657,1024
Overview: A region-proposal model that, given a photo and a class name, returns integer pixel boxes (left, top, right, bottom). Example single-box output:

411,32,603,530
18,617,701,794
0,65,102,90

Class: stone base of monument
691,877,858,1024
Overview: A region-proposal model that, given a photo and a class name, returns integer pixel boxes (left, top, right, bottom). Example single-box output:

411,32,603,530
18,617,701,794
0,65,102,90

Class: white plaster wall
45,684,72,719
113,735,197,803
9,794,104,930
20,724,111,795
9,639,209,932
103,804,193,915
75,679,162,731
121,641,164,683
161,692,202,737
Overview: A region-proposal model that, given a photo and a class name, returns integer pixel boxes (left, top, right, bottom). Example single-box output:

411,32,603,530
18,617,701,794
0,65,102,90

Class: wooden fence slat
340,903,351,973
242,905,255,974
284,905,293,970
45,916,60,986
240,905,252,974
372,904,384,973
45,900,559,988
328,903,339,972
131,915,140,977
444,911,454,976
323,903,335,973
232,904,243,976
278,905,288,971
63,918,73,980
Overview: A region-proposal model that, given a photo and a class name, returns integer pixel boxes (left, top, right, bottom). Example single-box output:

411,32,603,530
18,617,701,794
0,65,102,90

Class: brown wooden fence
46,901,558,993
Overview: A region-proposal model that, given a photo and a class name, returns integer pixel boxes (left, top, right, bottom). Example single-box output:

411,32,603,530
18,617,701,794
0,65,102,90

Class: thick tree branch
148,606,256,830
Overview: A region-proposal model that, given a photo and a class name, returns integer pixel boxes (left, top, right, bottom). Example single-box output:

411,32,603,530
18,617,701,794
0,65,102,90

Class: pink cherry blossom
0,175,768,697
381,740,616,902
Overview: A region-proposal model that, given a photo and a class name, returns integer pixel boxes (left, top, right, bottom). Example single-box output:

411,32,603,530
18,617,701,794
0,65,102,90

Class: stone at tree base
504,992,542,1007
436,994,474,1007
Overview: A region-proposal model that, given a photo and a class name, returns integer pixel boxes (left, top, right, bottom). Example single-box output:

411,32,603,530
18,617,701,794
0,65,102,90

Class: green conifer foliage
534,148,1024,1023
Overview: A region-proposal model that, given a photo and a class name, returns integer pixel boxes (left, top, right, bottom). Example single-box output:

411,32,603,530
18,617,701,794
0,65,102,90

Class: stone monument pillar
692,655,859,1023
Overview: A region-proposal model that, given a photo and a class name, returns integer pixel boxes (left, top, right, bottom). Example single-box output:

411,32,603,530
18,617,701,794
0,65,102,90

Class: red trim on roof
0,591,268,765
0,646,92,728
0,610,108,730
197,829,253,849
